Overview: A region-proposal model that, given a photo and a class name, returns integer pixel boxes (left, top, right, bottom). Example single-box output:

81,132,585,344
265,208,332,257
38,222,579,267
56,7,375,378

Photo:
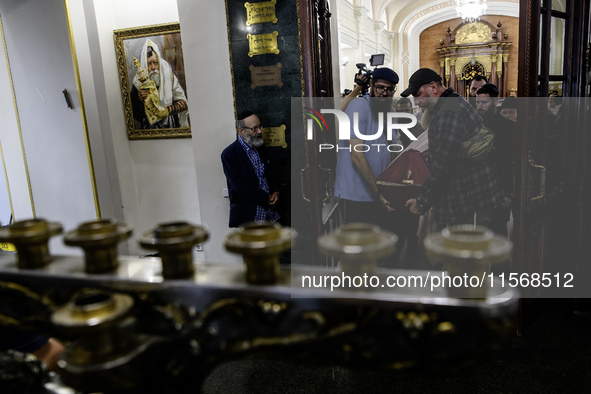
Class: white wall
0,13,34,224
0,0,96,255
335,0,394,96
330,0,344,95
177,0,241,264
67,0,122,231
1,0,275,263
0,160,11,225
71,0,205,257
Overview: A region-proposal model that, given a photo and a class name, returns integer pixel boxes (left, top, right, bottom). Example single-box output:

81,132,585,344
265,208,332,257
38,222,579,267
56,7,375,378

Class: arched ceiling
342,0,520,90
350,0,518,32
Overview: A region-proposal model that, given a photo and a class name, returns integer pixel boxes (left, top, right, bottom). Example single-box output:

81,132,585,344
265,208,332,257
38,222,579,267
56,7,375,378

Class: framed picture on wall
114,23,191,139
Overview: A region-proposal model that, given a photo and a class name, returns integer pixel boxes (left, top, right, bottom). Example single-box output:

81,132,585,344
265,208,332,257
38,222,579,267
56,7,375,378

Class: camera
353,54,385,95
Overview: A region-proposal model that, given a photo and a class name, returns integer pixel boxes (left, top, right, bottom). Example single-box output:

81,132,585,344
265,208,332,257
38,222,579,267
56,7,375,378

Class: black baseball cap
371,67,399,84
400,68,442,97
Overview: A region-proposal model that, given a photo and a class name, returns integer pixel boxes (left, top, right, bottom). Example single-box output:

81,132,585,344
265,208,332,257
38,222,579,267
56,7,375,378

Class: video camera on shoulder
355,54,385,95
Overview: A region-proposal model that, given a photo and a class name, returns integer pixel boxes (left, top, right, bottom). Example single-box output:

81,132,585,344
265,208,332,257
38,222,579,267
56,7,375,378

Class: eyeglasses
242,125,262,132
373,84,396,94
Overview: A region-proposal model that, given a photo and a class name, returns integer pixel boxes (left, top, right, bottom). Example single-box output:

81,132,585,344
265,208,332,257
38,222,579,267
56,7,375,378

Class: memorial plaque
245,0,278,26
247,31,280,57
262,125,287,148
250,63,283,88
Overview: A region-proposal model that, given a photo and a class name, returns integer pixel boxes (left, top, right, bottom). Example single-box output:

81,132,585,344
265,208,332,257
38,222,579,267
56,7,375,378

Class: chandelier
456,0,487,23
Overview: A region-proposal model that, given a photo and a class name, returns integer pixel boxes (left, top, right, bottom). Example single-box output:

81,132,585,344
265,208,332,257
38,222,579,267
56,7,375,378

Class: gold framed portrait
113,23,191,140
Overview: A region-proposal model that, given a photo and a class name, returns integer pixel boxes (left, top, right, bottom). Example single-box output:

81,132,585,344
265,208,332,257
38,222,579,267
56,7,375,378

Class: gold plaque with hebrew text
262,125,287,148
247,32,280,57
245,0,277,26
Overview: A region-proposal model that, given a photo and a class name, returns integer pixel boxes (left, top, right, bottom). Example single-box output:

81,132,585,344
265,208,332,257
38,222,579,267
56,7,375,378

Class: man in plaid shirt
401,69,503,230
221,111,280,227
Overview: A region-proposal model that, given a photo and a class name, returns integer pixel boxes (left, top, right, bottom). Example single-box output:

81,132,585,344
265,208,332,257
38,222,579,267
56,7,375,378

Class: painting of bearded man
115,23,191,139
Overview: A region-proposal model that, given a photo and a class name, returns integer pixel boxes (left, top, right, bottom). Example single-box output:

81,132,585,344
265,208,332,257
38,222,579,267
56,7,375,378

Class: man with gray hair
221,111,280,227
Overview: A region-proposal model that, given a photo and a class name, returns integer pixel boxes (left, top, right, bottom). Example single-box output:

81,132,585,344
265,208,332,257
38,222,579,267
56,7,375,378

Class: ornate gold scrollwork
526,151,546,203
319,166,333,204
455,22,492,44
300,167,311,203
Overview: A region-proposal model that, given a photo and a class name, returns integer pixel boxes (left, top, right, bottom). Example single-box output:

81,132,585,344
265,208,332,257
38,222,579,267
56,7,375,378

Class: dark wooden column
297,0,336,265
501,55,509,96
450,58,457,91
518,1,541,97
490,54,498,86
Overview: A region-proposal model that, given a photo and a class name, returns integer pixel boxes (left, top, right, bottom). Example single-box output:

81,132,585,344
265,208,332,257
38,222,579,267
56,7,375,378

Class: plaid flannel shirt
418,88,504,225
238,136,280,223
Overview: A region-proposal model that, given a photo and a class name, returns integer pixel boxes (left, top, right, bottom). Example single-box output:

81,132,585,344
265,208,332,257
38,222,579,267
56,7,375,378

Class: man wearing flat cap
499,96,518,122
221,110,280,227
402,68,503,230
476,83,517,236
333,67,399,228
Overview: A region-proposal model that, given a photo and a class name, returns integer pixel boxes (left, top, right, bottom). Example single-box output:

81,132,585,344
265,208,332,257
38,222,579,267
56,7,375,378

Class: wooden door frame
298,0,336,265
514,0,539,271
516,0,590,282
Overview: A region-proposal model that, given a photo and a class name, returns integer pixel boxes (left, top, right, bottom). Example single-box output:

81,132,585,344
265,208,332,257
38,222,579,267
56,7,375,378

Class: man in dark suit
476,83,517,237
221,111,280,227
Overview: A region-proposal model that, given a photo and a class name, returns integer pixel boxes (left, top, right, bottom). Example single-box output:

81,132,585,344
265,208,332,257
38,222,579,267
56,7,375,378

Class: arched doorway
435,20,512,96
461,61,487,97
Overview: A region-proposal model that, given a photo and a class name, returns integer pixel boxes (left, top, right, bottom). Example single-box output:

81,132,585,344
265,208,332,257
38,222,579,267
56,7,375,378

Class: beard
421,108,433,129
477,108,494,122
244,133,264,148
149,71,160,88
417,90,437,128
368,94,393,122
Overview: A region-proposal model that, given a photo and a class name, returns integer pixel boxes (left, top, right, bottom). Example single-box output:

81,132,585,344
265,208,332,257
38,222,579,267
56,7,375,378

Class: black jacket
221,139,279,227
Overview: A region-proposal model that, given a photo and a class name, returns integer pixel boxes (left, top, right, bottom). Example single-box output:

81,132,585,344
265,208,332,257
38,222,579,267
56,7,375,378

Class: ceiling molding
406,2,519,73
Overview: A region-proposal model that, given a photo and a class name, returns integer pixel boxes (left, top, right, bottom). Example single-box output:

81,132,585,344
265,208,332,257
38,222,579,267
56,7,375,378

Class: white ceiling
348,0,520,31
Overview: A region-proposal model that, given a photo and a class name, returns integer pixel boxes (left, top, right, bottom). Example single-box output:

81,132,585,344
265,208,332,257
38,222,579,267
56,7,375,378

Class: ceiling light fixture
456,0,487,23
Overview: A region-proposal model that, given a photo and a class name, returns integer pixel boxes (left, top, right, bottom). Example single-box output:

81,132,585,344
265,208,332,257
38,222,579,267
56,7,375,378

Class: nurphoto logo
304,108,419,152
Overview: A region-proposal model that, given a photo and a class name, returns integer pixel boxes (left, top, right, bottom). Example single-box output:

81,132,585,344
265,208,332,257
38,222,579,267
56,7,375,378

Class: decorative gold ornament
455,22,492,45
402,170,414,184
